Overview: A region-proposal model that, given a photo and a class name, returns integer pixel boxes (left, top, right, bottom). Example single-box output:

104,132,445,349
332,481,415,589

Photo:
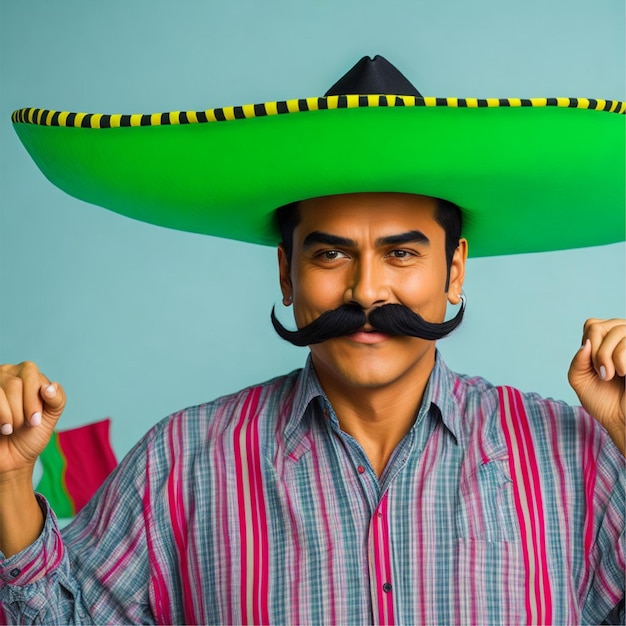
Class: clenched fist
568,318,626,456
0,362,66,556
0,361,66,477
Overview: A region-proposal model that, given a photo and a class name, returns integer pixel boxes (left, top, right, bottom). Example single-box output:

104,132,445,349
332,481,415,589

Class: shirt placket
368,492,395,625
321,397,420,626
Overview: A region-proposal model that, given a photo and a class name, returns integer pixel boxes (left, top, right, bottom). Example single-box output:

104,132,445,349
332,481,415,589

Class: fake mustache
271,299,465,347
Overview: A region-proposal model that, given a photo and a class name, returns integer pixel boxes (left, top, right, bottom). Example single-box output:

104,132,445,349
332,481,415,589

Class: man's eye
388,249,414,259
317,250,346,260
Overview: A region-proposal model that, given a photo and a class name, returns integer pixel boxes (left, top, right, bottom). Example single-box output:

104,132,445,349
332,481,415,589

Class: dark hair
274,196,463,289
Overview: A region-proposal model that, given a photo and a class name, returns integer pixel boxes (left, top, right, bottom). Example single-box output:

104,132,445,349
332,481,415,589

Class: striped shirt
1,353,624,625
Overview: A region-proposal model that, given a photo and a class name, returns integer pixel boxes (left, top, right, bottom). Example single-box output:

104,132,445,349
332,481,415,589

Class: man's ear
277,245,293,305
447,238,468,304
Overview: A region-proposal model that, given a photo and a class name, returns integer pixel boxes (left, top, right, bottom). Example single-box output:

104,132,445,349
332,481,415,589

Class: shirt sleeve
511,391,625,625
582,443,625,625
0,424,161,625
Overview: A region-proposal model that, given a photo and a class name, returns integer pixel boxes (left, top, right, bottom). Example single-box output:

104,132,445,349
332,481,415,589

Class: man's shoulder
172,368,304,428
451,367,582,420
89,369,307,508
128,368,304,470
450,366,623,469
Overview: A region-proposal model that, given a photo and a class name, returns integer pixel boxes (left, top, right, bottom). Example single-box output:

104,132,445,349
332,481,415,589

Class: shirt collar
283,350,465,449
421,350,464,444
282,355,325,454
286,355,325,424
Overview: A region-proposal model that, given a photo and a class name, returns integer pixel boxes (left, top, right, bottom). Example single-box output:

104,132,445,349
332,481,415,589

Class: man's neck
313,350,436,478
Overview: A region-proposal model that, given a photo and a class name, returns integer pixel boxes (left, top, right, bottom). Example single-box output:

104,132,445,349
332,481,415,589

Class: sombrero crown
12,55,625,257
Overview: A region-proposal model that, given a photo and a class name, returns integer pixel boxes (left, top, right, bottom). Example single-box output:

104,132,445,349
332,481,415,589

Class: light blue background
1,0,624,460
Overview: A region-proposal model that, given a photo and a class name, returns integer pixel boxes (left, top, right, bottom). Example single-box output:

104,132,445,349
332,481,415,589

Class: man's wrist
0,475,44,558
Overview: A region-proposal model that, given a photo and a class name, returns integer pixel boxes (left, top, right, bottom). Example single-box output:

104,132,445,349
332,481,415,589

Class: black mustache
271,299,465,347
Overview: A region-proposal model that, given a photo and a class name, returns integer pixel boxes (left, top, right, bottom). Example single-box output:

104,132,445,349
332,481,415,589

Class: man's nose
344,257,391,309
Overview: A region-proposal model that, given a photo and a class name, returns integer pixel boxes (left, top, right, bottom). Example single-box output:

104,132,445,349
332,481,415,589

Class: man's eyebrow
375,230,431,247
302,231,357,249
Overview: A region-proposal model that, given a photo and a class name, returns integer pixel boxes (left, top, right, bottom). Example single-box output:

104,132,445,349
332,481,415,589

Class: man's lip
344,328,392,344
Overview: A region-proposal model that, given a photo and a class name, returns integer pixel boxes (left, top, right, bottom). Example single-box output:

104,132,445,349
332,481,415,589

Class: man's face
278,192,467,394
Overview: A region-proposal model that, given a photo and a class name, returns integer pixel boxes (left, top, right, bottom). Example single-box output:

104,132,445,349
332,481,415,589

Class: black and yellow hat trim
12,95,626,129
11,87,626,256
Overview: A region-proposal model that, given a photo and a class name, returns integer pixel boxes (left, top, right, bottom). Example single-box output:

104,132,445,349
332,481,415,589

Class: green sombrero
12,55,625,257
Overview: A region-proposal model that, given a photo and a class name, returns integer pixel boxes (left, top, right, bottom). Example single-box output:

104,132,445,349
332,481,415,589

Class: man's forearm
0,471,44,558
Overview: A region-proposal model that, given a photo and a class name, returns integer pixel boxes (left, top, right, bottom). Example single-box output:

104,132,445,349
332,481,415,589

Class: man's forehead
295,192,439,231
299,191,437,209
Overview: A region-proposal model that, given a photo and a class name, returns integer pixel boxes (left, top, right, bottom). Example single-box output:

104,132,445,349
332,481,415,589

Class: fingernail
44,384,56,398
30,412,42,427
599,365,607,380
0,424,13,436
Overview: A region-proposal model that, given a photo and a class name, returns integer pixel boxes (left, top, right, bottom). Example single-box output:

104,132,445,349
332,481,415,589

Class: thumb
568,339,596,392
39,382,66,422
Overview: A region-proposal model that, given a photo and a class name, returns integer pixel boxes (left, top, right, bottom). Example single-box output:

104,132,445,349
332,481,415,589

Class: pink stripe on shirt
234,386,270,625
167,419,198,623
499,386,553,625
143,451,173,625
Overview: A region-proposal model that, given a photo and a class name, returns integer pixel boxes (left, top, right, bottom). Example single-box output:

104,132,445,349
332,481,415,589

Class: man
1,57,624,624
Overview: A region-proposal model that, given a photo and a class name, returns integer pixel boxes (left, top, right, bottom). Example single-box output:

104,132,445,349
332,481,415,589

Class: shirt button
357,465,365,474
9,568,21,578
382,582,392,593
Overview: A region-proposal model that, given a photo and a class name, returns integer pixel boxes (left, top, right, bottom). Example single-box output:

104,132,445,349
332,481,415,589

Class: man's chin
310,339,435,390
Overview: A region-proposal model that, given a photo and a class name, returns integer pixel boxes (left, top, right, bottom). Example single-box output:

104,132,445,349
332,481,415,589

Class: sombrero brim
12,95,626,257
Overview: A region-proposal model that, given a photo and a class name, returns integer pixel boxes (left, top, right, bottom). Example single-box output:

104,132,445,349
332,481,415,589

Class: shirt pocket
454,538,525,625
457,459,519,543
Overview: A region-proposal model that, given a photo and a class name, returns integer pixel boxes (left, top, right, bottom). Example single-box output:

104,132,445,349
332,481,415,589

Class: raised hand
0,361,66,476
568,318,626,456
0,362,66,557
